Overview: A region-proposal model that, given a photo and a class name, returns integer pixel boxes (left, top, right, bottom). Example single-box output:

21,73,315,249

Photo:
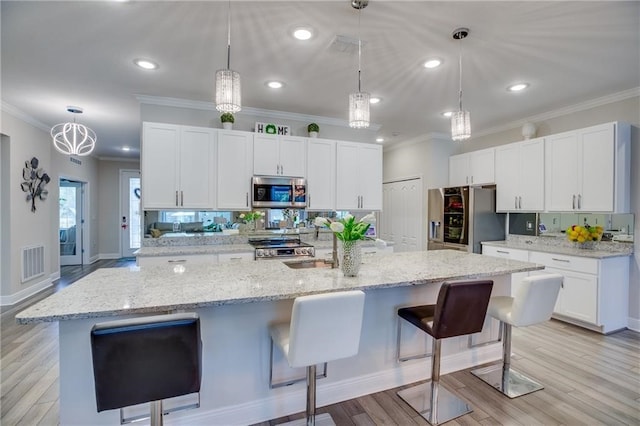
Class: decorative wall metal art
21,157,50,212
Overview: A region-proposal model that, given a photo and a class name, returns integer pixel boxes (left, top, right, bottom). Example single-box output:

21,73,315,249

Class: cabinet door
545,131,579,211
449,153,469,186
358,144,383,210
307,139,335,210
495,144,520,211
545,266,597,324
217,131,253,210
253,134,280,176
470,148,495,185
179,127,215,209
519,138,545,211
142,123,180,209
336,142,361,210
579,123,614,212
278,136,307,177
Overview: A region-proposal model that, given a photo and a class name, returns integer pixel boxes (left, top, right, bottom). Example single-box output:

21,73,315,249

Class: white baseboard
172,344,502,425
627,317,640,332
97,253,120,261
50,271,60,282
0,277,52,306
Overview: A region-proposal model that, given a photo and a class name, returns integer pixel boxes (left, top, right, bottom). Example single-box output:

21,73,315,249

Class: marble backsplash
142,228,334,247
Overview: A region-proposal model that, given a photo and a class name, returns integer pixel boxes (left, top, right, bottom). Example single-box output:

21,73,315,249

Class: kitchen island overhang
17,250,544,425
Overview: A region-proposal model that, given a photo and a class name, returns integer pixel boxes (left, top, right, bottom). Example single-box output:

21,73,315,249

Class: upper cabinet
495,138,545,212
336,142,383,210
449,147,495,187
253,134,306,177
306,138,336,211
217,130,253,210
545,122,630,213
142,122,216,209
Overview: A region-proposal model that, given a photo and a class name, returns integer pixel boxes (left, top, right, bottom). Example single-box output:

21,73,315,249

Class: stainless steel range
249,236,315,260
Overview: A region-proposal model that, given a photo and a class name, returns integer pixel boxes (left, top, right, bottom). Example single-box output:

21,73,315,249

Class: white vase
309,131,318,138
339,240,362,277
222,122,233,130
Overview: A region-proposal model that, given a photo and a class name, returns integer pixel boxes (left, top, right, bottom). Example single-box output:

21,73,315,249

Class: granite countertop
481,239,633,259
16,250,542,324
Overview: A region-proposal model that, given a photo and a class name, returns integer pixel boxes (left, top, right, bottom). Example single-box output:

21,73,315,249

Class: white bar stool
471,274,563,398
269,290,366,426
396,279,494,426
90,313,202,426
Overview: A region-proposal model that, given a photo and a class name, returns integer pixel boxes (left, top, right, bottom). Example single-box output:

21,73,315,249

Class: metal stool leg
471,322,544,398
397,338,472,425
306,365,316,426
150,400,163,426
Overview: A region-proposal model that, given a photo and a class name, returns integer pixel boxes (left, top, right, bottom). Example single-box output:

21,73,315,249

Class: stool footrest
471,364,543,398
398,382,472,425
119,393,200,425
275,413,335,426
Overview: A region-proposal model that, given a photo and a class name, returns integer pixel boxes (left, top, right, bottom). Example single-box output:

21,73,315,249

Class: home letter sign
255,122,290,136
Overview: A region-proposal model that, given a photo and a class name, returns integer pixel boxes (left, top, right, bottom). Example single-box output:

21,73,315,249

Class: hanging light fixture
51,107,96,156
348,0,370,129
451,27,471,141
215,0,241,113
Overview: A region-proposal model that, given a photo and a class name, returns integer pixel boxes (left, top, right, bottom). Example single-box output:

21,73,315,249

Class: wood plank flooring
2,260,639,425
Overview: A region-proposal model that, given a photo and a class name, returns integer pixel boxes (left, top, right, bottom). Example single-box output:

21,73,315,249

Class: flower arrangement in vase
239,211,265,231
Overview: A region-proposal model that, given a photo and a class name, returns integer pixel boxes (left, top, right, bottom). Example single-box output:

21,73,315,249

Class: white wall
1,109,100,305
382,94,640,326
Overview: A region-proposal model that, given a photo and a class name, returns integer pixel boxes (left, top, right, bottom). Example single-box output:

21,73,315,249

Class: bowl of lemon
566,225,603,248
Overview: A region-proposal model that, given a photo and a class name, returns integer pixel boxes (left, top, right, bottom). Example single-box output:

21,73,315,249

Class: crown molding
1,101,50,133
97,156,140,163
134,94,381,131
472,87,640,139
383,132,451,153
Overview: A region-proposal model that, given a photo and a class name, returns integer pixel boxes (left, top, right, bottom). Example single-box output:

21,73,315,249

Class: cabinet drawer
482,246,529,262
137,254,217,267
529,251,598,275
218,252,255,262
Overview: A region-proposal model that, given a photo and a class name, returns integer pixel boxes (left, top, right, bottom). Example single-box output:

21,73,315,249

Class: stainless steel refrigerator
427,186,505,253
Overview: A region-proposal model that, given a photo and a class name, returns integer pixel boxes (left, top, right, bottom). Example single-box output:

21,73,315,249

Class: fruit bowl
566,225,603,244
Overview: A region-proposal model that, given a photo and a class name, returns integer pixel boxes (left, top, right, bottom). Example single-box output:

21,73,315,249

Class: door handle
246,192,249,207
518,196,522,209
175,191,179,207
578,194,582,209
515,196,518,209
181,191,184,206
572,194,576,209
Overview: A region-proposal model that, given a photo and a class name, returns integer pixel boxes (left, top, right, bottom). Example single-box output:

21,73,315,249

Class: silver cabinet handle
551,257,570,263
466,176,469,184
515,196,518,209
497,250,510,254
181,191,184,206
308,195,311,208
167,259,187,263
175,191,179,206
572,194,576,209
471,175,474,184
518,196,522,209
578,194,582,209
246,192,249,207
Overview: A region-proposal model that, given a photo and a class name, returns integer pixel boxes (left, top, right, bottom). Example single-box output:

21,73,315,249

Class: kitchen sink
283,259,333,269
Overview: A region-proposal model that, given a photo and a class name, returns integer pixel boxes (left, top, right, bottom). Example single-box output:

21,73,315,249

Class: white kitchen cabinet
481,246,529,297
449,147,495,187
217,130,253,210
253,134,306,177
528,251,629,334
495,138,545,212
336,141,382,210
142,123,216,209
545,122,630,213
137,254,217,267
306,138,336,211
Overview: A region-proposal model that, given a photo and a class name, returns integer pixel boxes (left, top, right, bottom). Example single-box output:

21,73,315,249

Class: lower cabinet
136,254,218,267
218,252,255,263
481,246,529,297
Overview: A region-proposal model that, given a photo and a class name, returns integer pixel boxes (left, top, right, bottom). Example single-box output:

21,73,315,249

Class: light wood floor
2,260,639,425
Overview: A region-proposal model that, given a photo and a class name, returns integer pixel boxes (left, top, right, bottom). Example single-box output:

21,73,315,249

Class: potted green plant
221,113,234,130
307,123,319,138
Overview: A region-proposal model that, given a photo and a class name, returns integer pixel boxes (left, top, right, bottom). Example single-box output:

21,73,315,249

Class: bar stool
396,279,494,426
269,290,366,426
471,274,563,398
90,313,202,426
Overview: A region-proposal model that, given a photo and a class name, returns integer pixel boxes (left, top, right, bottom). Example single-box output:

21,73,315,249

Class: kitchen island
17,250,543,425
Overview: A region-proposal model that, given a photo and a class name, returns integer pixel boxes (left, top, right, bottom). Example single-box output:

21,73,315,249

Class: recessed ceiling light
122,146,131,152
134,59,158,70
441,111,453,118
508,83,529,92
369,97,381,104
266,81,284,89
293,27,313,41
423,58,442,69
376,137,384,143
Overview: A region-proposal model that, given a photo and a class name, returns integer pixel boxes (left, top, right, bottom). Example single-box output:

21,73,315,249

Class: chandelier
348,0,370,129
451,27,471,141
51,107,96,156
215,0,241,113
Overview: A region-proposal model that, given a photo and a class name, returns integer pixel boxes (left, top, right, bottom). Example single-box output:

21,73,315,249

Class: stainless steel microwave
252,176,307,208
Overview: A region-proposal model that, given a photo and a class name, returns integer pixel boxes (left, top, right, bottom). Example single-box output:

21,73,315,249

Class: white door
400,180,422,251
59,179,83,266
120,170,141,258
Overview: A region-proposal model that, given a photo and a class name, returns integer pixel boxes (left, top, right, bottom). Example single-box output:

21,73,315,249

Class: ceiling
2,1,639,159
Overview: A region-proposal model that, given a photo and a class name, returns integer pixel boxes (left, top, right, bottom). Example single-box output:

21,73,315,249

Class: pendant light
451,27,471,141
215,0,241,113
348,0,370,129
51,107,96,156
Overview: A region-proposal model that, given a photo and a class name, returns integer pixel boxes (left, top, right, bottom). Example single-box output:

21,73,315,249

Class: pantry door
120,170,141,258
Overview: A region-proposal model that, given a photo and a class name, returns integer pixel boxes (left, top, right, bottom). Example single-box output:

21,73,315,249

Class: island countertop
17,250,543,324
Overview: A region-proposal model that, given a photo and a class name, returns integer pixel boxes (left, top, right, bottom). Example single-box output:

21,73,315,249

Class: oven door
252,177,306,208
